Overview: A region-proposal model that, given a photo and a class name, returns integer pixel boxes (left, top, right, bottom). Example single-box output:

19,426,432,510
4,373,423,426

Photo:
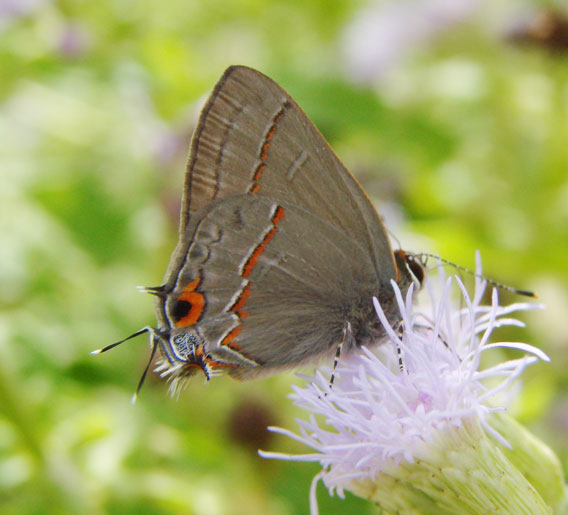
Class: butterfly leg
328,321,353,390
395,322,407,373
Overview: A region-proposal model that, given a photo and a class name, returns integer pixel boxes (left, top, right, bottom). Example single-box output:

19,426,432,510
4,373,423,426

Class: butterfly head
394,250,426,290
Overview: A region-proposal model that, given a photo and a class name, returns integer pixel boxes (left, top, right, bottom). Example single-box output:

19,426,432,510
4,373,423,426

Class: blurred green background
1,0,567,513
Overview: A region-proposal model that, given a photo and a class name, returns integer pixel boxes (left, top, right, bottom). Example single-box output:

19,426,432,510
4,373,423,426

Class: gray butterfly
95,66,425,396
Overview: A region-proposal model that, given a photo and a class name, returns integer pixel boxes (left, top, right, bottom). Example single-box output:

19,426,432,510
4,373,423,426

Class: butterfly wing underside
177,65,397,280
155,66,403,379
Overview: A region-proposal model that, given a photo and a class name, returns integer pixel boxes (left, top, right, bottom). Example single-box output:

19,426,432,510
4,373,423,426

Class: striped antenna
91,326,159,403
417,253,537,298
90,327,151,355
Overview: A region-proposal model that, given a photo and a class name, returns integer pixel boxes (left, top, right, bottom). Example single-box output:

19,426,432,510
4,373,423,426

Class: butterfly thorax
345,251,423,347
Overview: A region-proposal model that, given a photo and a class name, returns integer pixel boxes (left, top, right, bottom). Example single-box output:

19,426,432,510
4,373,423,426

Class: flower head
260,254,560,513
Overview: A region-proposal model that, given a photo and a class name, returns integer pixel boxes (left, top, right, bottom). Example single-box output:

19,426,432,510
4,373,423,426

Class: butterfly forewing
181,66,398,281
146,65,419,385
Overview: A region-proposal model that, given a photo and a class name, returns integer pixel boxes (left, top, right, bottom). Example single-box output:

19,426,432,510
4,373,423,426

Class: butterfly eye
405,255,425,287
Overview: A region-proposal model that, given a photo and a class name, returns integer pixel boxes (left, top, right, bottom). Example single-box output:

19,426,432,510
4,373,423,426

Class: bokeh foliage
1,1,567,513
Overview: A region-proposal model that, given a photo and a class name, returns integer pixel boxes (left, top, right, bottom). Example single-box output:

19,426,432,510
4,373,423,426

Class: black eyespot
172,300,191,321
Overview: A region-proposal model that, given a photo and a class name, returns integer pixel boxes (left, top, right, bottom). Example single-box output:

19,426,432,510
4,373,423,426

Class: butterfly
93,65,426,397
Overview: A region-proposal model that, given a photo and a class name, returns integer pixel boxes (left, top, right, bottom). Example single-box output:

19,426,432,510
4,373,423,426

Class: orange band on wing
242,206,285,278
253,163,266,181
231,285,252,311
260,111,284,160
271,205,285,224
260,141,271,161
249,107,287,193
187,346,237,373
249,182,261,194
242,228,276,278
221,325,242,351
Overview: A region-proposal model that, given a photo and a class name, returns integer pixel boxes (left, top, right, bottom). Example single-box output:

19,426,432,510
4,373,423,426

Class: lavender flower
261,254,566,514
